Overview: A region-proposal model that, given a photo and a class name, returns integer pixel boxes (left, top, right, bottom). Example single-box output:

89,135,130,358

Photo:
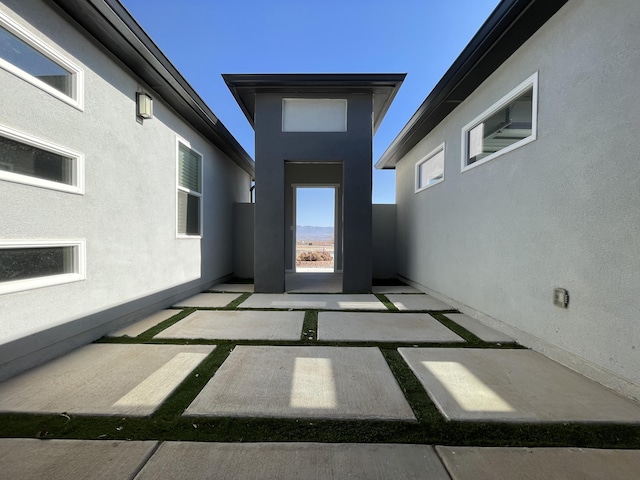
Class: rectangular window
415,143,445,193
0,240,86,295
177,140,202,237
0,12,83,109
0,125,83,194
282,98,347,132
462,72,538,171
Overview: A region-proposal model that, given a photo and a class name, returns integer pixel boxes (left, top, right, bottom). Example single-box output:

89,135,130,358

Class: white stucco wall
0,0,250,375
395,0,640,399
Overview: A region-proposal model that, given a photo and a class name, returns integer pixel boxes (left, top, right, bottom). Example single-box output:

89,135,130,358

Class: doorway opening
294,187,336,273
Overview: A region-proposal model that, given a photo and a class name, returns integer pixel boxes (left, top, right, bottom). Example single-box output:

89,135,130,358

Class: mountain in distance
296,225,334,242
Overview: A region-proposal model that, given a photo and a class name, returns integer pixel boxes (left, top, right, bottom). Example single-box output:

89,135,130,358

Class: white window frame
0,240,86,295
415,143,445,193
0,124,84,194
176,138,203,239
0,11,84,110
461,72,538,172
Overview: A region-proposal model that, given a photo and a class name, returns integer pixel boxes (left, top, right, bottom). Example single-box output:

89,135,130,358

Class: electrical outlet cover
553,288,569,308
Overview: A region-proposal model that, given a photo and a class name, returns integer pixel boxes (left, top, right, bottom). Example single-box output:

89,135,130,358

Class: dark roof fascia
49,0,255,177
376,0,569,169
223,73,406,133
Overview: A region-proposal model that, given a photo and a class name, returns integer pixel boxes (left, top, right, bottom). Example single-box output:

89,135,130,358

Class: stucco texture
394,0,640,397
0,0,250,370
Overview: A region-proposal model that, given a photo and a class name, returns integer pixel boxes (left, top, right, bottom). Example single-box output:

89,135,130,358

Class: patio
0,284,639,478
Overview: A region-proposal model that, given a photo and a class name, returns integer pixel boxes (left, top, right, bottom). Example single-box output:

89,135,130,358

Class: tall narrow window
462,72,538,171
0,12,83,109
177,141,202,237
0,240,85,294
415,143,445,193
0,125,83,194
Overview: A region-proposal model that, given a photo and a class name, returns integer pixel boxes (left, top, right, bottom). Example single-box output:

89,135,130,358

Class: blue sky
296,188,335,227
120,0,500,224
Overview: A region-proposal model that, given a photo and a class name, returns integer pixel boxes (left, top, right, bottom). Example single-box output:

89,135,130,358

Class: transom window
0,125,83,194
0,12,83,109
462,72,538,171
415,143,445,193
0,240,86,295
282,98,347,132
177,141,202,237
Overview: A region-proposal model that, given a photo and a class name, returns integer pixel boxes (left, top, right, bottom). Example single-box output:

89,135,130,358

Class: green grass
2,412,639,447
302,310,318,341
225,292,252,309
3,291,640,449
374,293,399,311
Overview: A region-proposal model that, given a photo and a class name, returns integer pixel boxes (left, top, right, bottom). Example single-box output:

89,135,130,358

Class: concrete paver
0,439,157,480
373,285,421,294
155,310,304,340
209,283,254,292
184,346,416,420
135,442,448,480
436,446,640,480
0,344,214,416
318,312,465,343
239,293,386,310
109,310,178,337
444,313,514,342
285,273,343,293
387,294,453,311
173,293,241,308
3,281,640,479
399,347,640,422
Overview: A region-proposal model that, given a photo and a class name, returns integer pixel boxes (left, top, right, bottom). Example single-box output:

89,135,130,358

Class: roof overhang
376,0,570,169
222,73,406,134
50,0,255,177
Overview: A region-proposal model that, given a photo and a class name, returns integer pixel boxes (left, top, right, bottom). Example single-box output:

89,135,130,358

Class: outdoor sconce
136,92,153,119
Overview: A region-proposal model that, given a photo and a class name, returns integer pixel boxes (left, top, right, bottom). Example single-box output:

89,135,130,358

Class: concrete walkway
1,284,639,479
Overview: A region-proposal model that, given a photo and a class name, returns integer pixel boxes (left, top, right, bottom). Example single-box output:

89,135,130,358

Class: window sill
0,273,84,295
0,171,83,194
461,135,536,173
415,178,444,194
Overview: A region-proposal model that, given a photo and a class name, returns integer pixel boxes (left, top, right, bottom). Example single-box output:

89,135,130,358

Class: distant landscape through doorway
295,187,335,273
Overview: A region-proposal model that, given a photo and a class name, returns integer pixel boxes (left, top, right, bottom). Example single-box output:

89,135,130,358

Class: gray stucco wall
234,203,254,279
372,204,396,279
254,93,373,292
395,0,640,399
0,0,250,379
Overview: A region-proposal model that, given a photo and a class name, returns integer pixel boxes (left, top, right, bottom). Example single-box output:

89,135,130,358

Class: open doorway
294,187,336,273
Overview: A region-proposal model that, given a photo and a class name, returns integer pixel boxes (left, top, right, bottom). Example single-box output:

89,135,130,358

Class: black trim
50,0,255,176
376,0,570,169
223,73,406,134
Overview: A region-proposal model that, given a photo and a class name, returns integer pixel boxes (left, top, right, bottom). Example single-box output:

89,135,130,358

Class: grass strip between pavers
3,299,640,448
381,348,442,423
301,310,318,341
2,412,640,447
374,293,399,311
152,345,234,421
224,292,252,309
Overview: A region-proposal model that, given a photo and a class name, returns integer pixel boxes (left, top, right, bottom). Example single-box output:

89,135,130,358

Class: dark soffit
222,73,406,134
376,0,570,169
50,0,255,176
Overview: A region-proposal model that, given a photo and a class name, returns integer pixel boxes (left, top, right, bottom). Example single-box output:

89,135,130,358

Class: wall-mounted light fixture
136,92,153,119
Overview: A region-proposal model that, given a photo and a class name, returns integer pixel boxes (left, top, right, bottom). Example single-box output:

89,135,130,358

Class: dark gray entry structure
224,74,405,293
